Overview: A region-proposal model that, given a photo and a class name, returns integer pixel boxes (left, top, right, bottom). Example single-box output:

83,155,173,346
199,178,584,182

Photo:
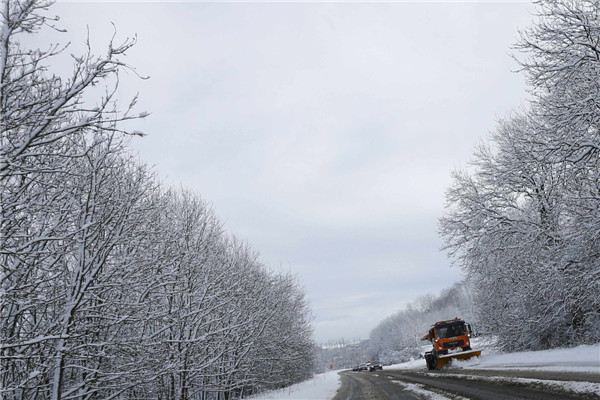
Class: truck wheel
425,353,436,370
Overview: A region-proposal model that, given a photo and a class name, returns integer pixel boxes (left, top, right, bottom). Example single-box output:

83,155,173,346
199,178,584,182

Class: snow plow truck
421,318,481,370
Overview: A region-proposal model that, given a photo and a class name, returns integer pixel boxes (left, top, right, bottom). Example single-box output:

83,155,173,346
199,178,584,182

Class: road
333,368,600,400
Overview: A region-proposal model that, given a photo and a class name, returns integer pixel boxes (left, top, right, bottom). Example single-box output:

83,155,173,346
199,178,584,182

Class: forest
0,1,314,399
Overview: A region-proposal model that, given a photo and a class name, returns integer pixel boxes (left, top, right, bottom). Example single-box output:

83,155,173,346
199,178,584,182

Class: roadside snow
388,357,427,370
247,370,341,400
454,344,600,373
388,344,599,373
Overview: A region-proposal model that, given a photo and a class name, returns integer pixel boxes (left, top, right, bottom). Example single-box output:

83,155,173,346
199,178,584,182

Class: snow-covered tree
440,0,600,351
1,2,316,399
0,1,148,397
516,0,600,163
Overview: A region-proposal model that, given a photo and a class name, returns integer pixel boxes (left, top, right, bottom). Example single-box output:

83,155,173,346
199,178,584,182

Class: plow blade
436,349,482,369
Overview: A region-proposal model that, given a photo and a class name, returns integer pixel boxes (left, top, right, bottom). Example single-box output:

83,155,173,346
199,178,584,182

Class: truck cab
422,318,481,370
426,318,472,355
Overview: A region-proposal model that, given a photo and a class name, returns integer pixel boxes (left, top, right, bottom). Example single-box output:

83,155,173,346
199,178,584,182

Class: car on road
357,362,368,371
368,361,383,371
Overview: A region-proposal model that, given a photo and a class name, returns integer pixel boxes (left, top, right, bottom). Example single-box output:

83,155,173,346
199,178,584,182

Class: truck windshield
436,323,467,339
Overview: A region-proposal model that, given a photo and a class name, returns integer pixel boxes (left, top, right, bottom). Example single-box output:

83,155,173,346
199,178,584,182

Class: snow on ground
453,343,600,373
389,343,600,373
388,357,427,370
389,378,468,400
246,370,341,400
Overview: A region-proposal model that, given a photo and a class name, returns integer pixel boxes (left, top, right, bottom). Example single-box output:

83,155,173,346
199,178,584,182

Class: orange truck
422,318,481,370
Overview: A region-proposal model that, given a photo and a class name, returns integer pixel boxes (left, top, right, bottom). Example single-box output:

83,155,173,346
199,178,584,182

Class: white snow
388,357,428,370
390,380,468,399
452,343,600,373
388,344,599,373
247,370,341,400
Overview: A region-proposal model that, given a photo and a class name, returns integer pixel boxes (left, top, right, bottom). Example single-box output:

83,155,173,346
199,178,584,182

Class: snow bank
247,370,341,400
388,357,427,370
454,344,600,373
388,344,600,373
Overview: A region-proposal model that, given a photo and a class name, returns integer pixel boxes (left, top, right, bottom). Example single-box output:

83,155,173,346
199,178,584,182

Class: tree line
0,1,314,399
439,0,600,351
314,338,369,372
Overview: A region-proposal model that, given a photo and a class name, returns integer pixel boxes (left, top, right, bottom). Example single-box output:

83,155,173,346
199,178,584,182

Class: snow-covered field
248,344,599,399
247,370,341,400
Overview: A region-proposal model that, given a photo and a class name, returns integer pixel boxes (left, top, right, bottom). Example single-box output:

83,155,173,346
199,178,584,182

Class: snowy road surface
333,369,599,400
249,344,599,399
333,344,599,400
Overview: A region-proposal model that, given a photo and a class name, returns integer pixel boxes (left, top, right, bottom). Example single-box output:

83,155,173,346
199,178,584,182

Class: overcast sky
48,0,534,343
